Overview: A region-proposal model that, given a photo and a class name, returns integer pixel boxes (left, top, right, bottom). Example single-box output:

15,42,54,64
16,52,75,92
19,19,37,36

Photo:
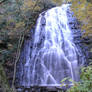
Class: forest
0,0,92,92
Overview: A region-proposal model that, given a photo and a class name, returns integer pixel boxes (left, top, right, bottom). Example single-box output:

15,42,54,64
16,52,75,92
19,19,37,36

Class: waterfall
16,4,85,88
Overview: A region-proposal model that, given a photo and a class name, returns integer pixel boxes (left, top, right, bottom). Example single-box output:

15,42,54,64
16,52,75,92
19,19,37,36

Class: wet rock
16,86,63,92
88,52,92,59
82,37,92,45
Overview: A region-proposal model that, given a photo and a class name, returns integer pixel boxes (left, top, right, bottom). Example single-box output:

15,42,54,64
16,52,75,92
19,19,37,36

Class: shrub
67,63,92,92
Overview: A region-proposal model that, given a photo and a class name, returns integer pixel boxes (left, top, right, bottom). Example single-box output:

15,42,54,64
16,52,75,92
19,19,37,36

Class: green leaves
60,77,69,87
0,64,13,92
67,64,92,92
60,64,92,92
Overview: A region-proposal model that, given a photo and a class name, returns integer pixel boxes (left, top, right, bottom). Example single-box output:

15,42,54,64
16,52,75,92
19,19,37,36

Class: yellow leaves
34,6,41,11
21,0,41,14
82,23,92,37
15,21,25,28
6,21,25,38
22,0,35,10
71,0,92,37
53,0,73,5
24,0,35,7
53,0,63,5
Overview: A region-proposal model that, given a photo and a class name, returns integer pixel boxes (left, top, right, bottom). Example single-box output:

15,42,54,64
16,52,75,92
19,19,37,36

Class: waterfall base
16,85,73,92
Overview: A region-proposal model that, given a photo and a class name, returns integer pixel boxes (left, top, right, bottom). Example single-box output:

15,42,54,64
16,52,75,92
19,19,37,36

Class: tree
70,0,92,37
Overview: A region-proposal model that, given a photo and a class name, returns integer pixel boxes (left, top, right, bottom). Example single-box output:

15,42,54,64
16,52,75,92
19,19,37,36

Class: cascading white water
23,4,80,86
16,4,86,88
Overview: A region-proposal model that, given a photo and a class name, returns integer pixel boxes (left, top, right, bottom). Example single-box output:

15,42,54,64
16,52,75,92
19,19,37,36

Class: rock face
67,10,92,65
67,10,88,65
81,36,92,64
67,9,92,66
